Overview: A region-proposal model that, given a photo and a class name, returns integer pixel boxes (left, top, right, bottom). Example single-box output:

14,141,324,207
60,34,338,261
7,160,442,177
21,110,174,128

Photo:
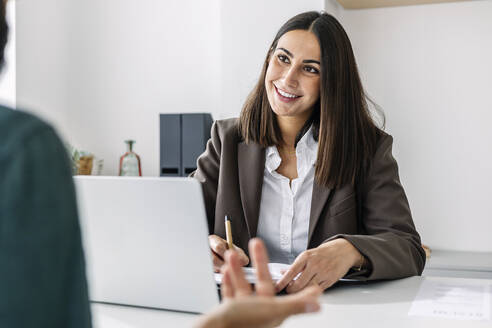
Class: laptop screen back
74,176,219,313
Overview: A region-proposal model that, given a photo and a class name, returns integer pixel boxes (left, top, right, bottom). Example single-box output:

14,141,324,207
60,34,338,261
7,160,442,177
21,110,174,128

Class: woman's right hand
208,234,249,272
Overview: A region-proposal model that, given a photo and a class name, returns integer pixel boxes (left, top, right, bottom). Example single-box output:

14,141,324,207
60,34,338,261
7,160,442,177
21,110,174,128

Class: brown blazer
192,118,426,280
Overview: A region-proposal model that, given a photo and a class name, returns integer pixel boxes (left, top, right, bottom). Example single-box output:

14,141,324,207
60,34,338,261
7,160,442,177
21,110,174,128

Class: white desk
92,276,492,327
91,303,196,327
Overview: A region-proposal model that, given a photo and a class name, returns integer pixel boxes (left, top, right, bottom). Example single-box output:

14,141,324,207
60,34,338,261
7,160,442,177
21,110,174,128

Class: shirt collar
265,145,281,173
265,125,318,173
296,125,318,165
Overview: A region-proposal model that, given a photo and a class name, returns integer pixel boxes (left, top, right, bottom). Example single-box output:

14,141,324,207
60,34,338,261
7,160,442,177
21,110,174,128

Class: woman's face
265,30,321,121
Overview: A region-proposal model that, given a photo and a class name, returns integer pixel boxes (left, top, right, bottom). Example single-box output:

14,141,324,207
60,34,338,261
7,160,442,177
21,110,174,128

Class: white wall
0,1,15,107
325,0,342,16
63,0,222,177
339,0,492,252
17,0,222,176
16,0,70,136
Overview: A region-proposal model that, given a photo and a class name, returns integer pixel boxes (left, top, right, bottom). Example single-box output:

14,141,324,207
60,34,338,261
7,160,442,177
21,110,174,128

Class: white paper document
214,263,358,285
215,263,291,284
408,278,491,321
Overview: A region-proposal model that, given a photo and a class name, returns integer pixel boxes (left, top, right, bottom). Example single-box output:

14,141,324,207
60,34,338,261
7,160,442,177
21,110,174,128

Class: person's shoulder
214,117,239,132
212,117,241,141
370,128,396,165
376,129,392,146
366,126,391,152
0,105,59,160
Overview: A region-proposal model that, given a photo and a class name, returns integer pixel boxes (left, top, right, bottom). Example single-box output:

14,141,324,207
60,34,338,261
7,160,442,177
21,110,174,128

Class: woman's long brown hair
239,11,384,188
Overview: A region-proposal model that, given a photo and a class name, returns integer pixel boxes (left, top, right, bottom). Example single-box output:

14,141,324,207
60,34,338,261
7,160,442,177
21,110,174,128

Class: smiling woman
265,30,321,121
192,11,425,294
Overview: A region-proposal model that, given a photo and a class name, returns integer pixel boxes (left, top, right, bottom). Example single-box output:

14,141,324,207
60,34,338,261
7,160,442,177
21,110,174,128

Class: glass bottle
119,140,142,176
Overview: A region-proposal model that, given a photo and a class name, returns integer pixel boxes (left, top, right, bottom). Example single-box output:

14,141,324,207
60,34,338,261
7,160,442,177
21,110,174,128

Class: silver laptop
74,176,220,314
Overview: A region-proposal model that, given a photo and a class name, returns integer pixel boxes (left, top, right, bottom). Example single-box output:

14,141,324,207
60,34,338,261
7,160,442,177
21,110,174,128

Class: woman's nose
282,66,299,89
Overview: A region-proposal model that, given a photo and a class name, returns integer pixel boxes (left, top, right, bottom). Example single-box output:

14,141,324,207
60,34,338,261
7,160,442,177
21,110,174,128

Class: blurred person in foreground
0,0,92,326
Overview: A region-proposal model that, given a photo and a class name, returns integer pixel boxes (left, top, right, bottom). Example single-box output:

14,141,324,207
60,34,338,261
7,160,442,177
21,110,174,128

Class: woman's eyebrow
303,59,320,65
277,47,320,65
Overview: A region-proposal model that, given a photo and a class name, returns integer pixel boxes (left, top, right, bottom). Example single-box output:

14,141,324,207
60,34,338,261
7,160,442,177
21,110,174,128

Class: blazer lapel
237,141,265,239
308,180,333,243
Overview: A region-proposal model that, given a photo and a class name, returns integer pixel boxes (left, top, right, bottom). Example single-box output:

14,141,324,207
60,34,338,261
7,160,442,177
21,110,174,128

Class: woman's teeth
277,88,299,98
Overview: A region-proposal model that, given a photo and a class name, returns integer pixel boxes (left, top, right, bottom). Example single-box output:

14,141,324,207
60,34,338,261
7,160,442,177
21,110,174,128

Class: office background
1,0,491,253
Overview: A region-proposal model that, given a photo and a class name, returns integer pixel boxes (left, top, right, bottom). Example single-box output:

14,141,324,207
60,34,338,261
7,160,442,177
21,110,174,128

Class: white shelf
423,250,492,279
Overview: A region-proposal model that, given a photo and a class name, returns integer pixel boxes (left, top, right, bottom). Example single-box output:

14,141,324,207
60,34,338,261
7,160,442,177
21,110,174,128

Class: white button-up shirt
256,126,318,264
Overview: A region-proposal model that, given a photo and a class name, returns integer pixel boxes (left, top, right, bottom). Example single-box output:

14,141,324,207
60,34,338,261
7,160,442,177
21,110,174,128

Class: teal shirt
0,106,92,327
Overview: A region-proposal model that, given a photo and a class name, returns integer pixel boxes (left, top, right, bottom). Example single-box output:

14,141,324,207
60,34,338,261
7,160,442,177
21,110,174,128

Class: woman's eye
278,55,289,63
304,66,319,74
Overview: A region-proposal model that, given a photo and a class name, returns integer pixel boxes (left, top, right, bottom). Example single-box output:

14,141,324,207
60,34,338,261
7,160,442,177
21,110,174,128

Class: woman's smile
274,84,302,103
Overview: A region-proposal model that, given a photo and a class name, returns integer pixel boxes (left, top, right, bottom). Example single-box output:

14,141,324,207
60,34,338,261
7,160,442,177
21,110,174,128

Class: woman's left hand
275,238,363,293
